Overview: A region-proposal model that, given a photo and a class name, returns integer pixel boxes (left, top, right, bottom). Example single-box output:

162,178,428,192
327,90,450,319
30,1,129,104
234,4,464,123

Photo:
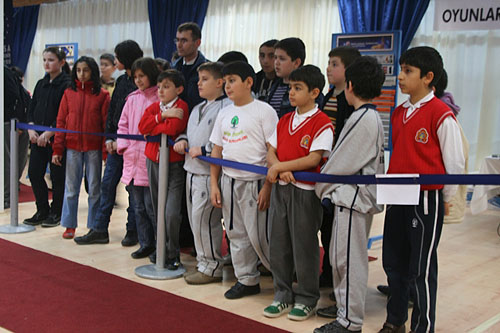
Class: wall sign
434,0,500,31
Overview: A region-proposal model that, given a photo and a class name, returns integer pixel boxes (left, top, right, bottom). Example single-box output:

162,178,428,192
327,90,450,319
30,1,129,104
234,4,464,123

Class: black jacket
27,72,71,128
172,51,207,111
320,89,354,145
105,73,137,135
4,66,21,121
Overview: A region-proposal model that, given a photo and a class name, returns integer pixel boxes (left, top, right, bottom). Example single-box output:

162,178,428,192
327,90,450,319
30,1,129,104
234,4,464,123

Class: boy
264,65,334,321
209,61,278,299
173,62,232,284
267,37,322,118
377,47,464,333
314,56,386,333
253,39,278,100
318,46,361,306
138,69,189,269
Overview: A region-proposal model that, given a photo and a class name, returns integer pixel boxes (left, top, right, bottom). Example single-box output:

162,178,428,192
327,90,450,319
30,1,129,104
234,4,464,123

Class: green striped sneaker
263,301,291,318
287,303,315,321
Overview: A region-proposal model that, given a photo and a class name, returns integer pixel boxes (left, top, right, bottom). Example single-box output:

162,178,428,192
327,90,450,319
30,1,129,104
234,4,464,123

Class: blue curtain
11,5,40,73
148,0,210,61
338,0,430,51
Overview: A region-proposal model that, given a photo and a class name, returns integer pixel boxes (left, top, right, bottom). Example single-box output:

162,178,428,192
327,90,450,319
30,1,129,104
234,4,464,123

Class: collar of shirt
403,91,434,117
159,97,178,112
183,54,197,66
292,104,319,130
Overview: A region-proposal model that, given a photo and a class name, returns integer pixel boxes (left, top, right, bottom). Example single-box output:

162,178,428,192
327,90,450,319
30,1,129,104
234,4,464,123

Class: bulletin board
332,31,402,151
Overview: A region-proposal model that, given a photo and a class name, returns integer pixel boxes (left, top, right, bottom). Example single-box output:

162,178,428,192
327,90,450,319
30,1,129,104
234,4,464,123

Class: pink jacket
117,86,159,187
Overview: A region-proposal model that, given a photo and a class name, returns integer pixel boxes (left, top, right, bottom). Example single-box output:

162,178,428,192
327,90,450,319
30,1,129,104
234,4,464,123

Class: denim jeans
130,181,156,248
89,152,136,233
61,149,102,229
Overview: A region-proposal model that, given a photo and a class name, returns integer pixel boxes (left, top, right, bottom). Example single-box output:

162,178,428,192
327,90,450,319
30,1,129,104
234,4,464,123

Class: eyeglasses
174,38,190,44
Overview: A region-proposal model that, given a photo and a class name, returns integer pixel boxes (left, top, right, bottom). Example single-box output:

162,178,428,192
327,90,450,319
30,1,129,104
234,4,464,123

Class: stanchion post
135,134,185,279
0,119,35,234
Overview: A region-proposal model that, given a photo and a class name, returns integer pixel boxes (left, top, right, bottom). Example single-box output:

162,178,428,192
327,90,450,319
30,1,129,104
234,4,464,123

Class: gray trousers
186,172,223,277
332,205,373,331
4,122,29,207
269,183,322,307
221,174,270,286
147,159,185,260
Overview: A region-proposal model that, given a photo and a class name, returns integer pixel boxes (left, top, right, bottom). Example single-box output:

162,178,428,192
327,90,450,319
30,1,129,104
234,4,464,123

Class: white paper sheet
376,174,420,205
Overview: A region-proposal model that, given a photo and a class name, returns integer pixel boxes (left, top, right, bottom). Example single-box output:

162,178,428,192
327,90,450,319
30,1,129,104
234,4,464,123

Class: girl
24,47,71,227
117,57,159,259
52,56,110,239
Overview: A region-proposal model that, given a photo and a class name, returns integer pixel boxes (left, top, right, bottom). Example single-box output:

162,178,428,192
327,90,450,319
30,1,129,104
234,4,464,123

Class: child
173,62,231,283
264,65,333,321
314,56,386,333
253,39,278,101
266,37,322,118
52,56,110,239
138,69,189,270
117,57,159,259
24,47,71,227
376,47,464,333
209,61,278,299
100,53,117,96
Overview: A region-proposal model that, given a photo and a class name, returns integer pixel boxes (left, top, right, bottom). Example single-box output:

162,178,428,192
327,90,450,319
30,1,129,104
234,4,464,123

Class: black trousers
383,190,444,333
27,143,65,216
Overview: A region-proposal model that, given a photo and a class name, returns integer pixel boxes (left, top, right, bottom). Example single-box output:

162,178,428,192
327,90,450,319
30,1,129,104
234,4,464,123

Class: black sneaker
74,229,109,245
224,282,260,299
377,285,390,296
166,256,181,270
317,305,338,319
41,214,61,228
24,210,49,226
314,320,359,333
121,230,138,247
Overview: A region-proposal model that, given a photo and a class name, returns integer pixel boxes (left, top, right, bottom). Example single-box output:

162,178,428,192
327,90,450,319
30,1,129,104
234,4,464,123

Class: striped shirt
269,84,288,115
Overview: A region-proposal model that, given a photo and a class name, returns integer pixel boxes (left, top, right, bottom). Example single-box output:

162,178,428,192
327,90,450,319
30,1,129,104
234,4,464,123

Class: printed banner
434,0,500,31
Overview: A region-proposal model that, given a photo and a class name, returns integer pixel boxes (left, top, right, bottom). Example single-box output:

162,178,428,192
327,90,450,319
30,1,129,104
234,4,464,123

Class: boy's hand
444,202,452,216
257,181,272,211
266,164,281,183
52,155,62,166
189,146,202,158
173,141,188,154
279,171,296,184
28,129,39,143
161,107,184,120
210,184,222,208
106,141,116,154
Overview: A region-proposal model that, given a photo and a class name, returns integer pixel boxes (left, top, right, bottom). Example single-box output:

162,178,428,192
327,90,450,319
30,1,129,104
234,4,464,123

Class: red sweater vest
276,110,333,185
388,97,455,190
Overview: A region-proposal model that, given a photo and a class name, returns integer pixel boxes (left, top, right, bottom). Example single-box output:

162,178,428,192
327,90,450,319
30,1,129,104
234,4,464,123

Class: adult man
253,39,278,101
172,22,208,111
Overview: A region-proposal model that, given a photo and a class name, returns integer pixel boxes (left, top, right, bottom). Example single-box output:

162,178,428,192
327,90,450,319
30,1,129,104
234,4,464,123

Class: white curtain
201,0,342,91
25,0,153,92
410,0,500,170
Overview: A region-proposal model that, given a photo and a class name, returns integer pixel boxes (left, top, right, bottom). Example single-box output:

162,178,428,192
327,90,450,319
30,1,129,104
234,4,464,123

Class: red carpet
18,183,52,203
0,239,288,333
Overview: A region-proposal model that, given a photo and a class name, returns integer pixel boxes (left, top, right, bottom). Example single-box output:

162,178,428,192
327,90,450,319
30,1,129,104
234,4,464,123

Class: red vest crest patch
300,135,311,148
415,128,429,144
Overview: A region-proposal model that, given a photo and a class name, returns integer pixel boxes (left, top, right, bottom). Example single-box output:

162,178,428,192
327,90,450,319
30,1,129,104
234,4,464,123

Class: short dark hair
198,62,224,79
260,39,279,49
114,40,144,70
274,37,306,67
177,22,201,40
289,65,325,92
217,51,248,64
100,53,115,64
71,56,102,95
131,57,160,87
399,46,443,88
328,46,361,68
9,66,24,82
222,61,256,84
345,56,385,100
157,69,185,88
434,69,448,98
154,57,171,71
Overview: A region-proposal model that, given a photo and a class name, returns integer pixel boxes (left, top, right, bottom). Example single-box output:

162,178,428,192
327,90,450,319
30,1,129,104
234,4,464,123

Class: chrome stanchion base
135,264,185,280
0,224,36,234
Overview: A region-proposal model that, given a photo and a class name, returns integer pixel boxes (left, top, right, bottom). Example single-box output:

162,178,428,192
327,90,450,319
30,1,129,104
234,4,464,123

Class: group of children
21,30,464,332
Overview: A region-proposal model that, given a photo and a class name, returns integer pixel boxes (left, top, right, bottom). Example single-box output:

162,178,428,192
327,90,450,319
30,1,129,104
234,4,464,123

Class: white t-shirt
210,99,279,180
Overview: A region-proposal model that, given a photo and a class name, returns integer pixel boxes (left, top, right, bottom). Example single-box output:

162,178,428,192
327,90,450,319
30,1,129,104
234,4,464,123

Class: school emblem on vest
230,116,239,128
300,135,311,148
415,128,429,144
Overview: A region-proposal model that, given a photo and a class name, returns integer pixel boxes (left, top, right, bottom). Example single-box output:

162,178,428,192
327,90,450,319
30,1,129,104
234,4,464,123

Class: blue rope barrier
17,122,500,185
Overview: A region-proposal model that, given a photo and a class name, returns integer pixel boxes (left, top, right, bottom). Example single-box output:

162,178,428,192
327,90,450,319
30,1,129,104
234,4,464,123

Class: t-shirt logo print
300,135,311,149
230,116,239,128
415,128,429,144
